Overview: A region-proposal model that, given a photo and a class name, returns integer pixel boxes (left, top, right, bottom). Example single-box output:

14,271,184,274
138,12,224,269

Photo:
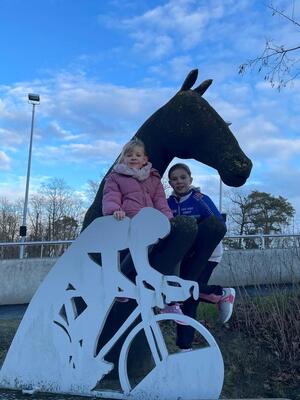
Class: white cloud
0,128,23,147
47,121,87,141
210,98,250,122
0,151,11,170
0,73,176,145
248,138,300,160
119,0,230,59
0,174,51,200
132,33,173,60
36,73,175,130
150,55,194,81
34,139,122,165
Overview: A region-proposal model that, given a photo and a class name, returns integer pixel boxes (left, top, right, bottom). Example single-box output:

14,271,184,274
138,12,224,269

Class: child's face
123,145,147,169
169,168,193,196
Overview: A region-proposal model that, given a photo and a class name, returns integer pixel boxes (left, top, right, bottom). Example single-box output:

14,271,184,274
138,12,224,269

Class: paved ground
0,390,290,400
0,304,28,321
0,390,291,400
0,389,91,399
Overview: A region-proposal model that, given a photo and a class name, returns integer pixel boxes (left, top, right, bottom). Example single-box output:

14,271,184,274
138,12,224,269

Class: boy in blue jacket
165,163,235,351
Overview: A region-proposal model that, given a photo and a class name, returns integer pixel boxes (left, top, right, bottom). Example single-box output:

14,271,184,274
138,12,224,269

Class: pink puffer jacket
102,167,173,219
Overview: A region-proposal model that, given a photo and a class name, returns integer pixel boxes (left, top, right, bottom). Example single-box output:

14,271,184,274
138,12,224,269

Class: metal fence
0,234,300,260
223,233,300,251
0,240,74,260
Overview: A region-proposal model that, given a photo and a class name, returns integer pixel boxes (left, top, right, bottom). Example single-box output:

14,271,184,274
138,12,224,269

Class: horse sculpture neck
134,105,174,175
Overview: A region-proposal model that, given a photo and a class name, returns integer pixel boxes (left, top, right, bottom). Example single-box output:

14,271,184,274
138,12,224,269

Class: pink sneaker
179,348,192,352
159,303,188,325
218,288,235,324
199,292,222,303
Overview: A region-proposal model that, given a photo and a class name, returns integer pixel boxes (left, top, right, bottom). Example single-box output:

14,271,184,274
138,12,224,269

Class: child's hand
113,210,126,220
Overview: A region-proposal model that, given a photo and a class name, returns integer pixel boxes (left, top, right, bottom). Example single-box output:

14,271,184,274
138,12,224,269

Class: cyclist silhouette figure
0,208,224,400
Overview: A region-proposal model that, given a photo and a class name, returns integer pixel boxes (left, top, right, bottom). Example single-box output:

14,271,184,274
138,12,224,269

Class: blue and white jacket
167,187,224,223
167,187,225,262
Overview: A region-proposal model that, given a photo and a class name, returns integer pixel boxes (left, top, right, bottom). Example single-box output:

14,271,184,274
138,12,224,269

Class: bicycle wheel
118,313,224,398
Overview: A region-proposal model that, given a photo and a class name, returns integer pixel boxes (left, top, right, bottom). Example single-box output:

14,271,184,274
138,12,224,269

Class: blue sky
0,0,300,228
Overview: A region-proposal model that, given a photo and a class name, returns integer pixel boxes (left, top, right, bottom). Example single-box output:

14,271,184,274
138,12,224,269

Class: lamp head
28,93,40,104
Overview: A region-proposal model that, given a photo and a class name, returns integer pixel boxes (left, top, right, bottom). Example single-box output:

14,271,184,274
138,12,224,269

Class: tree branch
268,3,300,29
239,2,300,89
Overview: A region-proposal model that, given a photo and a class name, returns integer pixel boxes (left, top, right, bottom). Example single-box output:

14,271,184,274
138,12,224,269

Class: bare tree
224,189,254,248
28,194,45,241
25,179,85,257
161,176,171,194
239,1,300,89
227,190,253,236
86,179,102,202
0,198,22,258
39,178,84,242
0,198,21,242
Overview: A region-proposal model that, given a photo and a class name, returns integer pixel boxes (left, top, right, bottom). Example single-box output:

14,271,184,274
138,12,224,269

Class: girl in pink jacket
102,139,195,319
102,138,173,220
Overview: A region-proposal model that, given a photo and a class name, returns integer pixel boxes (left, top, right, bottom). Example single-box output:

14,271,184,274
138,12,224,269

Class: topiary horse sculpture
81,69,252,385
0,69,253,399
83,68,252,230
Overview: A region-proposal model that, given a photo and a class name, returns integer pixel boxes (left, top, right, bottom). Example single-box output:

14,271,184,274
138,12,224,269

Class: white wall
0,248,299,305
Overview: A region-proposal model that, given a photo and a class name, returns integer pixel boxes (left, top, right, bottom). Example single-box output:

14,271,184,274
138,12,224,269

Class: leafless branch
268,3,300,28
239,2,300,89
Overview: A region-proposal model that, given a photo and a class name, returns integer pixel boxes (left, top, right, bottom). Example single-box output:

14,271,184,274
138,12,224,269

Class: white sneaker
218,288,236,324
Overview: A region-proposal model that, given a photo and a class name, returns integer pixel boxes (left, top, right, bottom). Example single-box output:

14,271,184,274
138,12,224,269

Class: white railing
0,240,74,260
0,234,300,260
223,233,300,250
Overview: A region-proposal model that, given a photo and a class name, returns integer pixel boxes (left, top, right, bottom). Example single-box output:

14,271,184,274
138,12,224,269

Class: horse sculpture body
83,69,252,230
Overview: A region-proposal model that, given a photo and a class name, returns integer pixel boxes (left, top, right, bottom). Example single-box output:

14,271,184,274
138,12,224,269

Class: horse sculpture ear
194,79,213,96
180,69,198,91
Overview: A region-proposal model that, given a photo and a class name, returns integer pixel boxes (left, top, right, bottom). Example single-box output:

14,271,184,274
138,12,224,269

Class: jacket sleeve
152,178,173,219
102,174,123,216
201,194,225,224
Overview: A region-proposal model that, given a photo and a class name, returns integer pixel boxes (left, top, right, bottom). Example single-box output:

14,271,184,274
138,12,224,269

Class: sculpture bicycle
0,208,224,400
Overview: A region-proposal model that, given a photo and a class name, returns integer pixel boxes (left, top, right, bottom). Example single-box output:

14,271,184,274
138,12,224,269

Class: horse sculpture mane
83,68,252,229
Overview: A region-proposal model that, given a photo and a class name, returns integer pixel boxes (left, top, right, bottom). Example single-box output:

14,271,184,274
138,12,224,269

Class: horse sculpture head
137,69,252,187
82,69,252,229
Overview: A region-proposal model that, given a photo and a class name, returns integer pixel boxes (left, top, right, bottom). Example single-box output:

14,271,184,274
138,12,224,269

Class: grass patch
196,288,300,400
0,319,20,367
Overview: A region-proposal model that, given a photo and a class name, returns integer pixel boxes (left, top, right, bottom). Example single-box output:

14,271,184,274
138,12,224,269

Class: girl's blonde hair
118,138,146,163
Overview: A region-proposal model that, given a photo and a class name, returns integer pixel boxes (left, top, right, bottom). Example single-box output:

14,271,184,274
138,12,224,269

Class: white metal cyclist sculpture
0,208,224,399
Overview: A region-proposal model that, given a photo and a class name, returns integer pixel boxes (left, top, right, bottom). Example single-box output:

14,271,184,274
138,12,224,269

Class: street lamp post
219,176,223,213
19,93,40,259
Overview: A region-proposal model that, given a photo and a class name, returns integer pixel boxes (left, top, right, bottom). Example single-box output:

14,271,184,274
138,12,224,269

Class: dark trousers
176,216,227,349
179,216,226,282
176,261,222,349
